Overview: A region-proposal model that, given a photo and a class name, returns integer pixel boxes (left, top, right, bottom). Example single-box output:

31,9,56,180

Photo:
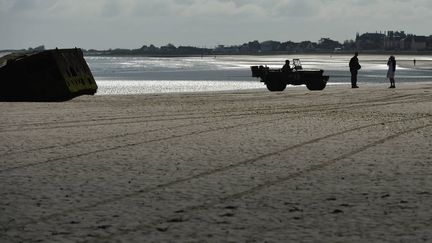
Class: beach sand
1,83,432,242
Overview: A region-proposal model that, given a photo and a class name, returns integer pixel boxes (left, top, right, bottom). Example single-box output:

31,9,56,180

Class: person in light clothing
387,56,396,88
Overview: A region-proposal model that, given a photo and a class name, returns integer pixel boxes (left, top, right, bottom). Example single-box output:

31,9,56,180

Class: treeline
83,31,432,56
85,44,213,56
84,38,344,56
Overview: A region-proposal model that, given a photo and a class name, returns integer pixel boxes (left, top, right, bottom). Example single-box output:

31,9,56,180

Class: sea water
4,52,432,95
86,54,432,95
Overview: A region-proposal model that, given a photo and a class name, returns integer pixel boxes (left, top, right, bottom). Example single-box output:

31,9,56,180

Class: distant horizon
2,31,432,51
2,30,432,52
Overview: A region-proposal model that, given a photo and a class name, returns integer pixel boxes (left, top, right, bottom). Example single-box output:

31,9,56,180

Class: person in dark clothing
387,55,396,88
349,52,361,88
282,60,291,72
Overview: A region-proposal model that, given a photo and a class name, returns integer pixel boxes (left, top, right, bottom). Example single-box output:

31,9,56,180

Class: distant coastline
2,30,432,57
82,50,432,57
2,50,432,58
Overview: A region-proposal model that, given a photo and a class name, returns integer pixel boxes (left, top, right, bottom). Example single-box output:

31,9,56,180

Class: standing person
387,56,396,88
349,52,361,88
413,58,416,66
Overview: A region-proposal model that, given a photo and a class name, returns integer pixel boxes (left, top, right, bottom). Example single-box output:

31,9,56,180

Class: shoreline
82,51,432,58
93,81,432,96
1,83,432,242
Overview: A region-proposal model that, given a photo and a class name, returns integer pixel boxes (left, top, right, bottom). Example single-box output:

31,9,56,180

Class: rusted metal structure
0,48,97,101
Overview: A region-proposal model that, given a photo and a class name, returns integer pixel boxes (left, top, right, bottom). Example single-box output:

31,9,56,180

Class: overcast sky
1,0,431,50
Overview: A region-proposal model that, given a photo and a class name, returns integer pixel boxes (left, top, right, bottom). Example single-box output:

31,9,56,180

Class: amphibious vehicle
0,48,97,101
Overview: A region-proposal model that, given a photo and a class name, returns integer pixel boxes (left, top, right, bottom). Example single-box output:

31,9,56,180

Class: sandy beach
1,83,432,242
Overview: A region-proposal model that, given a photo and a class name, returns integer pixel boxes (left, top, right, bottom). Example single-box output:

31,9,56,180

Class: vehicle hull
0,48,97,101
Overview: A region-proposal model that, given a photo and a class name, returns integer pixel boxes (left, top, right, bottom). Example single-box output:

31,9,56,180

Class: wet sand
1,83,432,242
398,59,432,70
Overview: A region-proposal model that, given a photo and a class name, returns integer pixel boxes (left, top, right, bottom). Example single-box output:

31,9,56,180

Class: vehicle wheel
266,81,287,91
306,80,326,91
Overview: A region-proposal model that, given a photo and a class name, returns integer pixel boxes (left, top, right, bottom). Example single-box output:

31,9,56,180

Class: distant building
383,31,406,50
427,36,432,50
80,30,432,56
355,32,385,50
401,35,427,51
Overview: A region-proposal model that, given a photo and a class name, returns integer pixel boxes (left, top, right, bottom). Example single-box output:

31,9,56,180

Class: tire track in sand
90,122,432,242
1,95,429,172
3,116,430,233
0,93,427,158
0,93,421,133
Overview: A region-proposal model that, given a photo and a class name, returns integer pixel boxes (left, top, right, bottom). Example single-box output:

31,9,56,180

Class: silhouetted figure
413,59,416,66
282,60,291,72
387,56,396,88
349,52,361,88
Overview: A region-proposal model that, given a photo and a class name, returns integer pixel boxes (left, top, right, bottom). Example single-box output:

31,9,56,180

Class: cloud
271,0,319,17
1,0,58,14
131,0,179,17
9,0,38,11
100,0,123,17
176,0,263,17
1,0,431,49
